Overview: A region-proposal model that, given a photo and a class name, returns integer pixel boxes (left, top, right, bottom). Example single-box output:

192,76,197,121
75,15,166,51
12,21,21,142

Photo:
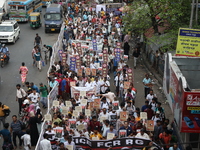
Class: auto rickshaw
29,12,42,29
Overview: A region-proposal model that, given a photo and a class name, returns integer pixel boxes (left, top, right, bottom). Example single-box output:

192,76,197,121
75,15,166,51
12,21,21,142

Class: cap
23,99,29,105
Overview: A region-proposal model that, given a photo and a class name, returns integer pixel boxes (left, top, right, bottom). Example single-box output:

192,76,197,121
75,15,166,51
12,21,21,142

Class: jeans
13,131,22,147
144,87,150,98
40,97,47,107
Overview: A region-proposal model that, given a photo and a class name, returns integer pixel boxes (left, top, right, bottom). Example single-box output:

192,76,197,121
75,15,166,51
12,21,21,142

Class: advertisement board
181,91,200,133
176,28,200,57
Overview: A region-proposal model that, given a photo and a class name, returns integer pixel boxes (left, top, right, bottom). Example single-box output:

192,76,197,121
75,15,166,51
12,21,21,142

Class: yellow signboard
187,107,200,110
176,28,200,57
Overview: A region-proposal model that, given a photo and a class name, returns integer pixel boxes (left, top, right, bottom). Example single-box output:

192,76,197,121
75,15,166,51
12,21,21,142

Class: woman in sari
19,62,28,86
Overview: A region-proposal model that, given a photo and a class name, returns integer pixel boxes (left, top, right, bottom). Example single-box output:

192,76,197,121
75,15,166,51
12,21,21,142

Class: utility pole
195,0,198,25
190,0,195,28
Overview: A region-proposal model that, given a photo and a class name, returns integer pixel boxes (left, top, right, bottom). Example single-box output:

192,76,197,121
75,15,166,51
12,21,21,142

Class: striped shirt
11,120,22,132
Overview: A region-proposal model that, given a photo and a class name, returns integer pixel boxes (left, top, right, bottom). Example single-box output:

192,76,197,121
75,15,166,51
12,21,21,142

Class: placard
70,81,76,87
53,100,59,107
44,114,52,121
81,99,88,106
146,120,154,131
66,145,73,150
69,119,76,128
85,109,91,117
140,112,147,120
85,68,91,76
91,69,96,76
86,55,90,67
100,116,107,122
94,99,101,109
92,39,98,51
92,137,99,140
76,55,81,69
103,48,108,62
73,110,79,118
80,91,86,97
62,106,68,115
124,82,130,89
119,130,127,138
127,68,133,82
65,101,72,107
77,69,82,76
70,56,76,71
89,102,94,111
77,124,85,131
120,111,127,121
107,133,115,140
112,101,119,110
102,63,108,77
99,53,103,61
53,127,63,138
75,106,82,112
61,52,67,65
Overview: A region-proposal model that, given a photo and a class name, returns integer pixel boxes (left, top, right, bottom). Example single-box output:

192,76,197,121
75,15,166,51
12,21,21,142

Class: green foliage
123,0,191,50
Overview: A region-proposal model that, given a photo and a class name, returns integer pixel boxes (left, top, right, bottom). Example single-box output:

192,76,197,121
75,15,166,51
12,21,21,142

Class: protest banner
92,39,98,51
119,130,127,138
53,127,63,138
112,101,119,110
71,86,96,99
94,99,101,109
76,55,81,69
86,55,90,67
61,52,67,65
127,68,133,82
114,48,121,62
77,42,83,56
102,63,108,77
99,53,103,61
103,48,108,62
70,56,76,71
110,114,117,128
73,137,162,150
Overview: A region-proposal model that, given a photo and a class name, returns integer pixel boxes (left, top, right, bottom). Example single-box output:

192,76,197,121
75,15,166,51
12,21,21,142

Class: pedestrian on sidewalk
132,47,140,69
142,73,152,98
19,62,28,86
34,49,42,71
16,84,26,115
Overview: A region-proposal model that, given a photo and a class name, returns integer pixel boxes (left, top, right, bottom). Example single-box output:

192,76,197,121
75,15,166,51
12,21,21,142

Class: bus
8,0,42,22
42,0,55,7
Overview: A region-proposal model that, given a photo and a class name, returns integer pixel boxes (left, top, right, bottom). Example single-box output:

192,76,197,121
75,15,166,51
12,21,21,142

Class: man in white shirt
101,97,110,110
21,129,31,150
27,89,40,104
64,136,76,150
92,77,101,94
135,128,150,140
100,77,110,94
99,108,109,121
76,116,87,130
146,90,157,103
85,78,93,88
40,133,52,150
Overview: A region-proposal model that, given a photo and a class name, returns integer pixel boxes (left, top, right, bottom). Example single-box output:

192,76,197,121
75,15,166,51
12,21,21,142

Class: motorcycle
0,53,9,68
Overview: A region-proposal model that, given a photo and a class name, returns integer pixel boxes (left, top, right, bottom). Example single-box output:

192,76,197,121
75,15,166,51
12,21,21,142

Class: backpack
2,142,13,150
2,105,11,117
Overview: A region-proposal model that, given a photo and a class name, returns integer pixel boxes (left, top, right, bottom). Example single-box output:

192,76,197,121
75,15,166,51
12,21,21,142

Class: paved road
0,8,58,128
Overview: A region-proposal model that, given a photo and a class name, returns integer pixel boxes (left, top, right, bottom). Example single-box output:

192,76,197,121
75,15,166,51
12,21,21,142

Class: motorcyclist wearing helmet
0,44,10,61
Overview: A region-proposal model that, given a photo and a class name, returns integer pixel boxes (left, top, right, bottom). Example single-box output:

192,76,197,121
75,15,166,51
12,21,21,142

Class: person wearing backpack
10,115,23,149
0,102,9,128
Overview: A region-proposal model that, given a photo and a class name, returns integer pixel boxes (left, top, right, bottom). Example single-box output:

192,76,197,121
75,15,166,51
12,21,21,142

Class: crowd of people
0,1,182,150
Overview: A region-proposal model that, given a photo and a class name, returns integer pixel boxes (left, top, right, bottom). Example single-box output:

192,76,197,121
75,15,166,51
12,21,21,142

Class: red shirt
144,108,154,120
89,120,101,132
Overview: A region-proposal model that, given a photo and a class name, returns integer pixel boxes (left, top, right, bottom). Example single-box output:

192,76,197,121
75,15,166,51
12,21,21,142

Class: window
10,6,17,10
45,13,61,21
0,26,14,32
18,6,25,10
14,23,18,29
30,16,37,20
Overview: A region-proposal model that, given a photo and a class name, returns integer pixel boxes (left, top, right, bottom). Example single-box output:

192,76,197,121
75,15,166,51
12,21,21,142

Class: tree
122,0,191,50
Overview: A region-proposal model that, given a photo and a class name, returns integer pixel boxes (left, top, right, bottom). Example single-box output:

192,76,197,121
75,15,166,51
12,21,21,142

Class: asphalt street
0,8,58,128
